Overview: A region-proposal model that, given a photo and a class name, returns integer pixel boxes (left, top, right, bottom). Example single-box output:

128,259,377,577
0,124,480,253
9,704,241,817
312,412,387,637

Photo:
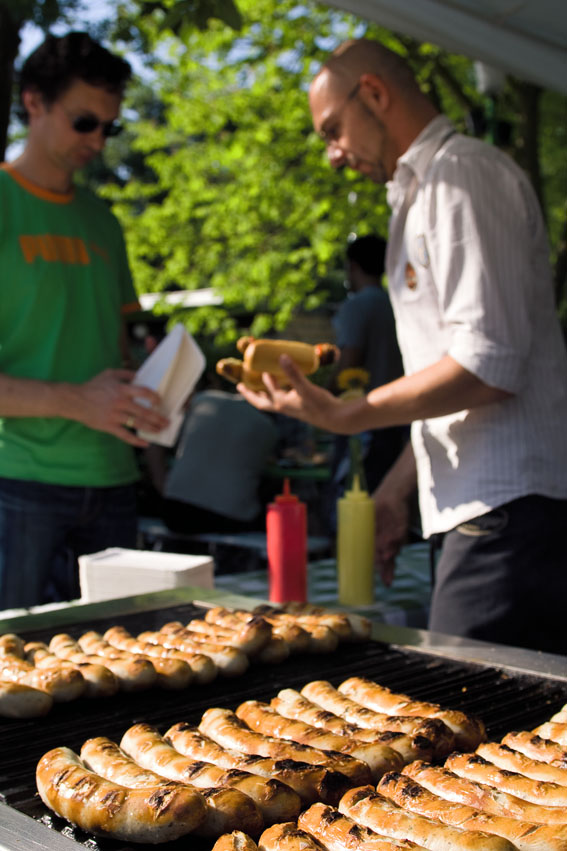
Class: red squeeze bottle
266,478,307,603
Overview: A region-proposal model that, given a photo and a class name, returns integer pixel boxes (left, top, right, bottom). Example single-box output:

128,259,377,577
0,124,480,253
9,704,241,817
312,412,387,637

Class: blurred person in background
148,389,278,537
0,32,167,609
328,234,408,498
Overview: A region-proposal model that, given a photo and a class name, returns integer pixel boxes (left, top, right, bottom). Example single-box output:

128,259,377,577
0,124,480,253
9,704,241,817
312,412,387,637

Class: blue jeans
0,477,137,609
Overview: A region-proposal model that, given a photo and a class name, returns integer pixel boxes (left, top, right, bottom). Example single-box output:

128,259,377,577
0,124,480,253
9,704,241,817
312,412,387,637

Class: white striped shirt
386,115,567,537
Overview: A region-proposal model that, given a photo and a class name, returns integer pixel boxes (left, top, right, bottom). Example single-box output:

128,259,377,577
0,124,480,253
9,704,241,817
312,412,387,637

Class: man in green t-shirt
0,32,168,609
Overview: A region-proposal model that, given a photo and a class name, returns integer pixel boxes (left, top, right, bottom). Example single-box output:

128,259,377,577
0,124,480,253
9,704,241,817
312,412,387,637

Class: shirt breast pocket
397,259,437,308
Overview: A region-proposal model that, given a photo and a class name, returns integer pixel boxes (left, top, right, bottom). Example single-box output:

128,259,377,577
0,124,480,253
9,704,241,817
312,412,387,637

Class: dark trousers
0,477,137,609
428,494,567,655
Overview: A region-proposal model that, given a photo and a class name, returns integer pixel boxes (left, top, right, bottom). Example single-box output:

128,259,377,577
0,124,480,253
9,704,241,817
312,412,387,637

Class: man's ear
358,73,390,115
21,87,45,122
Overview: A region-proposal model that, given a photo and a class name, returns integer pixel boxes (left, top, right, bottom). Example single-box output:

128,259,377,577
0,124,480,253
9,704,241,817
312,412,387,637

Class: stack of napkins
134,323,205,447
78,548,214,603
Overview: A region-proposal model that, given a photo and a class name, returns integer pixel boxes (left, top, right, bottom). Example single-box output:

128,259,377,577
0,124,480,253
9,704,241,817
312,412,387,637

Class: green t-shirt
0,164,140,486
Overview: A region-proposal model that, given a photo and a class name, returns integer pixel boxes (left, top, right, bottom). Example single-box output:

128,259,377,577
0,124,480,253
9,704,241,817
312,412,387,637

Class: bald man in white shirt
239,38,567,655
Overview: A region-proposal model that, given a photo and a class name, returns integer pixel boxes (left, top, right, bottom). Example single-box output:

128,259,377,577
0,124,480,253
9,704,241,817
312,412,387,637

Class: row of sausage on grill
36,674,487,845
0,604,371,717
35,673,567,849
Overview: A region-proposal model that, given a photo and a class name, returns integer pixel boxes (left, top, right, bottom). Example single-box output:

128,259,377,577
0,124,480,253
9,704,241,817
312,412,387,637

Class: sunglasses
71,114,123,138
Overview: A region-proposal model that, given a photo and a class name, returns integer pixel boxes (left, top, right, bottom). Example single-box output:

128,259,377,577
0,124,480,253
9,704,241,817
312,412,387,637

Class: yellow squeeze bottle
337,472,375,606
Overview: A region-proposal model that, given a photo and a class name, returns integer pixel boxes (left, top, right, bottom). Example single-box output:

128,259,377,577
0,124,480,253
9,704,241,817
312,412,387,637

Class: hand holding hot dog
216,337,338,392
237,355,346,431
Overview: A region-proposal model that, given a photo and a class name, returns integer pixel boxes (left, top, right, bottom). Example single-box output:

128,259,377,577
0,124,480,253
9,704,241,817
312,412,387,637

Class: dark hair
19,32,131,121
346,234,387,278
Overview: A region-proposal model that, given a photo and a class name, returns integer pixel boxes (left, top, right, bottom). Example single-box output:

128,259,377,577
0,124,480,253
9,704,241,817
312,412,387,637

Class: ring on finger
125,415,135,430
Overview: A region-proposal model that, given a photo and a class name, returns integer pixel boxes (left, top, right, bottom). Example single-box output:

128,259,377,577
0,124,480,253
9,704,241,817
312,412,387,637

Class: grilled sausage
172,623,286,664
338,677,485,751
24,641,120,699
200,706,371,786
82,733,263,838
339,785,516,851
195,787,263,839
186,616,272,656
533,721,567,747
164,722,351,806
251,604,352,643
254,635,291,664
272,689,435,763
218,609,312,655
261,617,339,653
204,708,372,783
299,680,455,760
257,822,328,851
120,722,299,825
36,746,206,844
24,641,60,664
0,679,53,717
501,731,567,767
77,630,192,690
49,633,157,692
236,699,402,782
81,736,180,787
215,606,339,654
165,724,301,822
550,705,567,724
140,625,249,676
298,802,428,850
0,651,85,702
402,760,567,824
271,624,313,655
280,602,372,641
286,612,352,642
476,741,567,787
378,771,567,851
103,625,217,684
0,633,25,657
444,751,567,806
212,831,259,851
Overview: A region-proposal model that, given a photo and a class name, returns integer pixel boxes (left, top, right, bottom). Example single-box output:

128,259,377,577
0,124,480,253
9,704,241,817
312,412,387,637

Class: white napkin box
78,547,214,603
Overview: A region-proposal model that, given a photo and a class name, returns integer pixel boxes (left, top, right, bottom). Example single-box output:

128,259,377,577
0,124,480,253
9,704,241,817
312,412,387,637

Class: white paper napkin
133,323,205,446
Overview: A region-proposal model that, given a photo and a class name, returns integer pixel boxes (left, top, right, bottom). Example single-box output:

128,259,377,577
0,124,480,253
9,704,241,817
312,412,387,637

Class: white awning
324,0,567,95
138,288,223,311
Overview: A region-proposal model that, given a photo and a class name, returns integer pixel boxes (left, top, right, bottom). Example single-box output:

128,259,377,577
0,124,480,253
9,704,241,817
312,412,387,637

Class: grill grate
1,601,566,851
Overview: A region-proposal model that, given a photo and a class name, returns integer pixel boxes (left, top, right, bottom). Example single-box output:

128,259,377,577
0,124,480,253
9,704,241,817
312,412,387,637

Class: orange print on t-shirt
19,234,90,265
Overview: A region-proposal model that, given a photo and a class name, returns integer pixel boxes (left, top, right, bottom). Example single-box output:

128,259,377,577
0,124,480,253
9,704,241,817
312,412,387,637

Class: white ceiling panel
323,0,567,94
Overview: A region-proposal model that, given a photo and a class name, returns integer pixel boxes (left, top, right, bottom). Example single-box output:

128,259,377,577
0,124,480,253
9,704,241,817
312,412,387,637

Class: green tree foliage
0,0,84,158
105,0,567,340
5,0,565,333
0,0,242,160
101,2,461,339
105,1,392,340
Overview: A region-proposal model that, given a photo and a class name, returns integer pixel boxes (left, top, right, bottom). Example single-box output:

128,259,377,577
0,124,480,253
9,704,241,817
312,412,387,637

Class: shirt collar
386,115,455,208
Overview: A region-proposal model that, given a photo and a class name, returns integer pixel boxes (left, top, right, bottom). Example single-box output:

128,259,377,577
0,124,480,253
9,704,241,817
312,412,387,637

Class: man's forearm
333,355,512,434
0,373,80,419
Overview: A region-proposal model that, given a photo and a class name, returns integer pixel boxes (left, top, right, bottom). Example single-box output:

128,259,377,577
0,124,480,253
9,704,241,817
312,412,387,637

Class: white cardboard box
78,547,214,603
